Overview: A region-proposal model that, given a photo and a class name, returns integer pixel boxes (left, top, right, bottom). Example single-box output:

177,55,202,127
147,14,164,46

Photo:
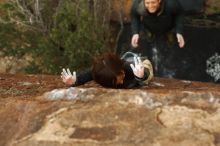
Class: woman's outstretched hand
61,68,76,86
130,57,144,78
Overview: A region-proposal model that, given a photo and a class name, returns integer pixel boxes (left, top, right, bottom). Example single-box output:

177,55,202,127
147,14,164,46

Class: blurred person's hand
61,68,76,86
130,56,144,78
131,34,139,48
176,33,185,48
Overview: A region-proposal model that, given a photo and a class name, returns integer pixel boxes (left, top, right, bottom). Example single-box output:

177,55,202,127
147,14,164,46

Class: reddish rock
0,73,220,146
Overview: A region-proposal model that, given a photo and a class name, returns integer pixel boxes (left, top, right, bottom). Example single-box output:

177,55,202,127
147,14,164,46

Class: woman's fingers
134,56,138,67
67,68,72,76
62,68,68,76
137,57,141,64
130,64,136,72
73,71,76,78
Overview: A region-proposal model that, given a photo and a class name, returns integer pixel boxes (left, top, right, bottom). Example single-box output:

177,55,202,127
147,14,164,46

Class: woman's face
116,71,125,85
144,0,161,13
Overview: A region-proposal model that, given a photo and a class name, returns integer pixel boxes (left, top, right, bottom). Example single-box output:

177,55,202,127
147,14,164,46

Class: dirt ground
0,73,65,98
1,72,220,99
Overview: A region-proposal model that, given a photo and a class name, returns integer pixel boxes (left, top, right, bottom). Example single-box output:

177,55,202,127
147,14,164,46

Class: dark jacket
74,54,150,89
131,0,184,36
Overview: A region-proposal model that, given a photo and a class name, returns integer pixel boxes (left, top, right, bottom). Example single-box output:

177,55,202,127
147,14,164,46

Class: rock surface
0,73,220,146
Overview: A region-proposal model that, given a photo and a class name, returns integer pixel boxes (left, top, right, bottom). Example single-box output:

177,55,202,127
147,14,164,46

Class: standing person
61,53,153,89
130,0,185,48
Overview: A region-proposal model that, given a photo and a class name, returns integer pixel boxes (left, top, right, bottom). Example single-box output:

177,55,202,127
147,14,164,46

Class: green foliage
0,0,111,74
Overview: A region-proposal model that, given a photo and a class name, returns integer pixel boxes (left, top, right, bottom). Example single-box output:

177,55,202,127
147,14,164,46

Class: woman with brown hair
61,52,153,88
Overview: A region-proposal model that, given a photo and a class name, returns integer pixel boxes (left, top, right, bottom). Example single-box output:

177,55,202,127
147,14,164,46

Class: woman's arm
74,68,93,86
130,0,141,35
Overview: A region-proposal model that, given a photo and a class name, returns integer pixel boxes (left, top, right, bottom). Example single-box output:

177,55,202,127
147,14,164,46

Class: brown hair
92,53,124,88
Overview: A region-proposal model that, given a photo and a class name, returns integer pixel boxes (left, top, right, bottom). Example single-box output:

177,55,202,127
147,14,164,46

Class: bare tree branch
114,0,125,53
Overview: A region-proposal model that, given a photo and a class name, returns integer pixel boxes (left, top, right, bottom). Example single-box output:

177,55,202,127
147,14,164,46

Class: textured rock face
0,74,220,146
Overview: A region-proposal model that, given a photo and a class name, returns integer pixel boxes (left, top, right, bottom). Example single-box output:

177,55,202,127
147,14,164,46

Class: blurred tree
0,0,112,74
